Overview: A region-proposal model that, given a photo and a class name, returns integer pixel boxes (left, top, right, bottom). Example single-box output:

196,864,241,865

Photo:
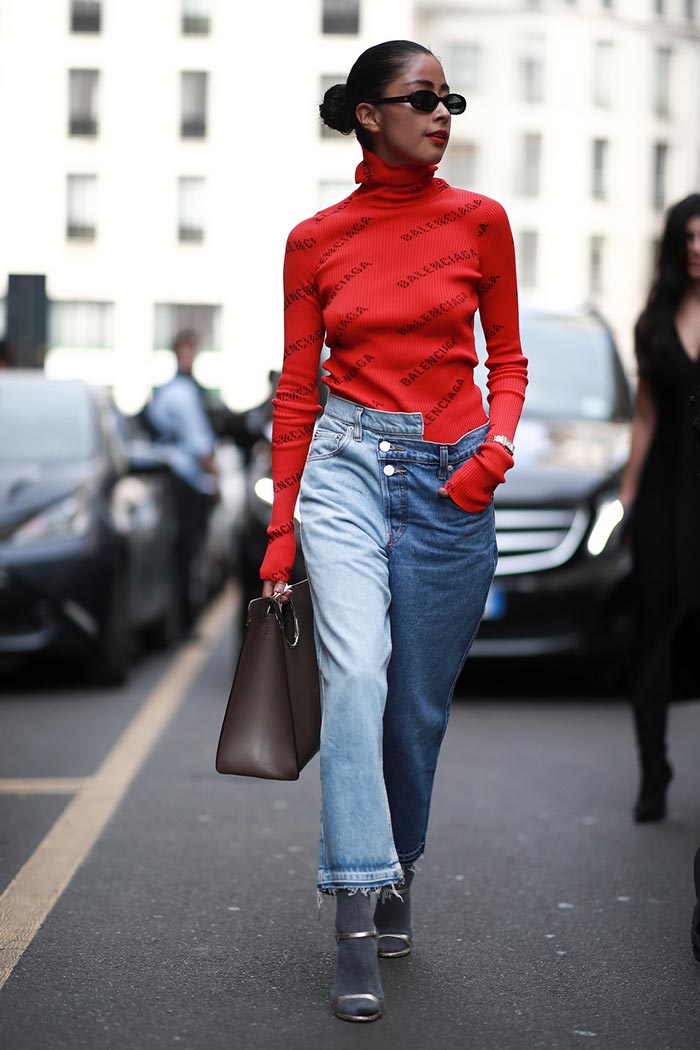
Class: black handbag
215,580,321,780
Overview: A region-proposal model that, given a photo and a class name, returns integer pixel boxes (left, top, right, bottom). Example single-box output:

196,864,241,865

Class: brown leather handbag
215,580,321,780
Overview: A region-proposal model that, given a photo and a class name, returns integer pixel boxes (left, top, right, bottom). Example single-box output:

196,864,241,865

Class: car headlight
9,490,93,546
586,495,624,556
253,477,300,523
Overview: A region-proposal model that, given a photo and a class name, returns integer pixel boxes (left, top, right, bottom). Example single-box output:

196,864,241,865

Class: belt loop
353,405,363,441
438,445,449,480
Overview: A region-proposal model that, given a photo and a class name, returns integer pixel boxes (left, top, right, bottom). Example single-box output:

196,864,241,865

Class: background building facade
0,0,698,411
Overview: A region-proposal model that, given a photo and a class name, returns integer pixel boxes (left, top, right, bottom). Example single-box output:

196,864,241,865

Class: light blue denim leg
299,409,403,891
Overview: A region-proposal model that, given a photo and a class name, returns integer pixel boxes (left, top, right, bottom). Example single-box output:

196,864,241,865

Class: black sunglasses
363,90,467,115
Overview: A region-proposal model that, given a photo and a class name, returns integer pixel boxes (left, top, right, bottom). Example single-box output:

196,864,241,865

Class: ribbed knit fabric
259,148,528,582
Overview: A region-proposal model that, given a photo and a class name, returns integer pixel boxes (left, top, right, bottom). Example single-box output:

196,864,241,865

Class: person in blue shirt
148,329,218,627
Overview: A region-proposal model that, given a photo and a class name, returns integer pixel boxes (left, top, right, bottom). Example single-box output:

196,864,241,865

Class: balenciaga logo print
286,236,317,253
477,275,501,295
333,306,369,341
273,469,305,495
276,379,318,403
400,338,458,387
397,292,470,336
424,378,466,427
284,283,317,310
399,200,482,241
284,327,324,358
326,262,373,305
334,354,374,386
396,250,478,289
272,421,316,447
318,217,375,265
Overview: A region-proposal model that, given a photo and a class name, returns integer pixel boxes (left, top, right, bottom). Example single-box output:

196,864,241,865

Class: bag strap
271,593,300,649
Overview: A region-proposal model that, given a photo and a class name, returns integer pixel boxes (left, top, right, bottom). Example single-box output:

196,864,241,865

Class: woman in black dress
620,193,700,822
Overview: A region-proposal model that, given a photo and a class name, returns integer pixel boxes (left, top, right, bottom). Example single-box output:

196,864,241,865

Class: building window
66,174,97,240
322,0,359,34
441,142,478,189
320,74,346,139
49,301,114,348
180,72,208,138
442,43,481,95
592,139,609,200
70,1,101,33
154,304,221,352
592,41,614,107
517,133,542,196
601,0,613,8
653,47,672,118
318,180,355,209
685,0,696,19
653,142,668,211
181,0,210,34
589,235,605,294
518,231,538,289
519,52,545,103
654,0,665,14
69,70,99,136
178,177,205,242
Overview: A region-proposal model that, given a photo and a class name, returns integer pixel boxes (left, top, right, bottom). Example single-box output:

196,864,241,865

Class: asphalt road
1,588,699,1050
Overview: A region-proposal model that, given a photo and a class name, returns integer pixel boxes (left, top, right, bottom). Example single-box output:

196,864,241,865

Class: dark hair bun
319,83,355,135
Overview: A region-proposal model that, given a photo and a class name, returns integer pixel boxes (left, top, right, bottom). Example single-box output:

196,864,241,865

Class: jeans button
379,440,391,452
383,464,395,476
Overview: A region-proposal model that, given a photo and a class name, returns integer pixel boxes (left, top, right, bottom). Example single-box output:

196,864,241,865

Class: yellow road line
0,779,90,795
0,590,232,992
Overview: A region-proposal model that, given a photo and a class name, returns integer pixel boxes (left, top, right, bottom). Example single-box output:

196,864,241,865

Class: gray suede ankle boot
332,890,384,1022
374,866,414,958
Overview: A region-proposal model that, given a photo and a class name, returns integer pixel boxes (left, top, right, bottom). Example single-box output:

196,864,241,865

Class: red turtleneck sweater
259,149,528,582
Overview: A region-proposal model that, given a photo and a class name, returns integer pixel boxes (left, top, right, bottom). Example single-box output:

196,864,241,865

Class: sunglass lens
410,90,440,112
444,93,467,114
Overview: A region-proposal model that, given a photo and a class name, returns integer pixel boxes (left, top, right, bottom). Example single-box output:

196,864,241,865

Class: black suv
472,307,633,661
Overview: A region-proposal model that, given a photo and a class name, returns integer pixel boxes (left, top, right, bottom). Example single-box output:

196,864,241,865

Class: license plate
482,584,506,621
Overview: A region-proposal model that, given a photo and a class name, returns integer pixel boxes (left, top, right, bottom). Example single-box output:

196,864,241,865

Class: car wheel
89,573,130,685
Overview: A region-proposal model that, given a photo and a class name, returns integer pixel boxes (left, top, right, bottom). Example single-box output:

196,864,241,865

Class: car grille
494,507,590,576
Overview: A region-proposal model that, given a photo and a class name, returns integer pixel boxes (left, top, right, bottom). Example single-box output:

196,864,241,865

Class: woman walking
260,40,527,1020
620,194,700,822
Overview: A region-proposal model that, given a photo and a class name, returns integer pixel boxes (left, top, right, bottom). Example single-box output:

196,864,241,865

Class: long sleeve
443,203,528,510
259,232,324,581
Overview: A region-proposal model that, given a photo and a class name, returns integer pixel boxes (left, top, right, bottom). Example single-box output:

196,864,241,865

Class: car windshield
476,313,619,422
0,382,98,463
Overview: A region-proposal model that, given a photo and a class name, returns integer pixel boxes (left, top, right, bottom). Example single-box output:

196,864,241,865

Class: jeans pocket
305,421,353,462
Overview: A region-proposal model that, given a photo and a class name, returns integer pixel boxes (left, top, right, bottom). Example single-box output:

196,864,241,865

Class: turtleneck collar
354,148,438,200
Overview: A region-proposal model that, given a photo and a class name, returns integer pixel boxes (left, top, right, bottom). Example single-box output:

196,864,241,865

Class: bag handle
271,593,300,649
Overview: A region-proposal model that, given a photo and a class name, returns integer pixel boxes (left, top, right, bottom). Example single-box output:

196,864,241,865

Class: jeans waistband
322,394,486,444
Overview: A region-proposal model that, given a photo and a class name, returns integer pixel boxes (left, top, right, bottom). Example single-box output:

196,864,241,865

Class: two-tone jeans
298,395,497,893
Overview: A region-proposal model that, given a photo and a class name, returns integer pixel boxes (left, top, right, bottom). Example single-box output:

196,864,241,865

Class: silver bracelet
485,434,515,455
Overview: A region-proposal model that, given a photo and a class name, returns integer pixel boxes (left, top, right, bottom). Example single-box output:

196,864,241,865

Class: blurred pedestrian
0,339,16,369
147,329,218,629
620,194,700,822
259,40,527,1021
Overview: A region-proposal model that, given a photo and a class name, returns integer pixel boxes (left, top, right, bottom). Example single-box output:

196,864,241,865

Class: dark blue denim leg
382,429,497,863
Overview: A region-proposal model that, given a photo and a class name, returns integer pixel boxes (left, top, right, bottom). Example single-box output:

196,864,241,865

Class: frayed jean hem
317,861,403,894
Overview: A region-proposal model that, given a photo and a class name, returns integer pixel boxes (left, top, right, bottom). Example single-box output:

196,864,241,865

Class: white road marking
0,590,232,992
0,779,90,795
